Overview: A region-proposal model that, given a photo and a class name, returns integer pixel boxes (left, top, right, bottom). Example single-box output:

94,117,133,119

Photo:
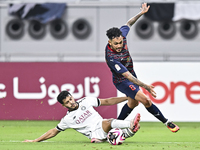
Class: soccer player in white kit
23,91,141,143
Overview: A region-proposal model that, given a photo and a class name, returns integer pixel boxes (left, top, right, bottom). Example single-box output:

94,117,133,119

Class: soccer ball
107,128,125,145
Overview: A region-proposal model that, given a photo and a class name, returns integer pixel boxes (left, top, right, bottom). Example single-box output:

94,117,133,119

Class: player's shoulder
77,97,97,103
120,25,130,30
120,25,130,38
76,97,87,103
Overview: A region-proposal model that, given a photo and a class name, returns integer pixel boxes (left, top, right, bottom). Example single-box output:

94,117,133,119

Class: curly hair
57,90,71,104
106,27,122,40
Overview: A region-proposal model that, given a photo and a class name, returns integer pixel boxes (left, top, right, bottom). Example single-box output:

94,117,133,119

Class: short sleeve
56,117,68,131
85,97,100,107
120,25,130,37
107,58,128,74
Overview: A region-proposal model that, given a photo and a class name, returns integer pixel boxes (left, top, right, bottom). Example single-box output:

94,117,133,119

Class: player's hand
140,3,150,14
147,85,157,98
23,139,35,142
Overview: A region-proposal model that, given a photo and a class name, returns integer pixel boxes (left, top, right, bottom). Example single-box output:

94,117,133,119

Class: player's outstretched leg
165,120,180,133
146,103,180,133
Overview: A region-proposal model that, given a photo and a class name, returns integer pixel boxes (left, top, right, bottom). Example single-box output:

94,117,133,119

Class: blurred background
0,0,200,122
1,0,200,62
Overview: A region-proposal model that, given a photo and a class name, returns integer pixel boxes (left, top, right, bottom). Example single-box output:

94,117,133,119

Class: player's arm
126,2,150,27
100,96,128,106
122,71,156,98
23,128,60,142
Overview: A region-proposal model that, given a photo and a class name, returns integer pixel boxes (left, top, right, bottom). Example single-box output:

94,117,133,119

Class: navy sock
117,103,133,120
146,103,168,123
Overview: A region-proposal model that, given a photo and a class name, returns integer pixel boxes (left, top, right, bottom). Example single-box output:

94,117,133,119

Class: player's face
62,95,78,110
109,36,123,52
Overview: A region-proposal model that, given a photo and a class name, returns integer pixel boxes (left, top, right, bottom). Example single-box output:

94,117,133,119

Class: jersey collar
68,102,79,112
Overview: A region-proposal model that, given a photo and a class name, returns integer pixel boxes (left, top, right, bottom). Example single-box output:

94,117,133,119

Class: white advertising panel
117,62,200,122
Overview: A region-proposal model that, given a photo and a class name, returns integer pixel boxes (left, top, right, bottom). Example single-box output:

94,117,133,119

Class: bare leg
135,90,168,123
92,114,141,143
117,97,139,120
102,119,113,133
134,90,152,107
127,96,139,108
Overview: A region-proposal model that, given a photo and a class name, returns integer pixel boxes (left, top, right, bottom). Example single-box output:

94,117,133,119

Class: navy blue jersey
105,25,137,84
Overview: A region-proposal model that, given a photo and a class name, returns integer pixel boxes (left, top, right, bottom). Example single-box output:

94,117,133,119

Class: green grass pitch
0,121,200,150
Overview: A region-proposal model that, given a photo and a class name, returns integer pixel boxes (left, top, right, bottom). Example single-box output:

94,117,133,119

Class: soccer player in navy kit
105,3,179,132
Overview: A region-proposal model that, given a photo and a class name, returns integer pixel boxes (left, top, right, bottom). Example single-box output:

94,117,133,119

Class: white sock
111,119,130,129
164,119,170,126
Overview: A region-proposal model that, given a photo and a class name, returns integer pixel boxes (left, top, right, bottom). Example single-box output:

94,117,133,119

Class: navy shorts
114,79,140,100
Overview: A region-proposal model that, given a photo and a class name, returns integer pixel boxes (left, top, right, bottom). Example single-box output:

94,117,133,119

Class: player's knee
102,119,114,133
142,98,152,107
128,100,139,109
135,101,139,106
103,119,113,126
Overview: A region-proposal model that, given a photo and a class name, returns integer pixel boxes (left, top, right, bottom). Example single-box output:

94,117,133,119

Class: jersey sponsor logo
127,57,130,62
75,110,92,124
115,64,121,71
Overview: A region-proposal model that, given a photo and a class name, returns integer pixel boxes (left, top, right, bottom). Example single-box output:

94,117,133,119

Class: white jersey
56,97,103,139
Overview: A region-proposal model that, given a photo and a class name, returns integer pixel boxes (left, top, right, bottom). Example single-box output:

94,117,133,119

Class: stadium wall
1,2,200,61
0,62,199,122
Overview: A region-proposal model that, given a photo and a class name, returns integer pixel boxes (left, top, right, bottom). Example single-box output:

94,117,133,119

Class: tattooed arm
122,71,156,98
126,3,150,27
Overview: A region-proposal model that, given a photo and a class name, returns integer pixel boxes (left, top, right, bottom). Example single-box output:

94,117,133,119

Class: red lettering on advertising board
141,81,200,104
186,82,200,103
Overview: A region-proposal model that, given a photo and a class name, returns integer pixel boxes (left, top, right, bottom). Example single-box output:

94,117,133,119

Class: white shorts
91,119,108,140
